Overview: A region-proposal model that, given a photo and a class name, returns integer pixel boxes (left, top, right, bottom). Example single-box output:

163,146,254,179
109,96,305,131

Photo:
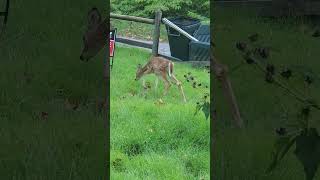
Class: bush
111,0,209,20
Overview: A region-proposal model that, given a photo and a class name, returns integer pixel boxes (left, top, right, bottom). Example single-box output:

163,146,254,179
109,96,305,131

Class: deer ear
87,7,102,29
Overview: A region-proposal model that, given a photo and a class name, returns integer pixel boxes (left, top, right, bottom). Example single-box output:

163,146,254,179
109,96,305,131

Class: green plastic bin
189,24,210,62
165,17,201,61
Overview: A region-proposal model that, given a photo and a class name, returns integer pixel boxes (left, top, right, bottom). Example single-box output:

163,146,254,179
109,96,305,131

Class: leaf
294,128,320,180
194,101,210,120
266,134,297,173
202,102,210,120
194,103,202,116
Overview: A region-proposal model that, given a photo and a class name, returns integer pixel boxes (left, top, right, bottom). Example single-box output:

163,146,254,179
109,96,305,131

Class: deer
135,56,187,103
79,7,111,118
80,7,110,61
80,8,186,103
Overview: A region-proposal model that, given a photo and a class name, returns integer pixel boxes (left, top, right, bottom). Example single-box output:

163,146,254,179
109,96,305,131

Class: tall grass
110,44,210,179
0,0,108,179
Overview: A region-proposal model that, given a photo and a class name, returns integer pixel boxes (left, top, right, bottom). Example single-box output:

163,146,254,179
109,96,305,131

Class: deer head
80,7,108,61
135,64,144,81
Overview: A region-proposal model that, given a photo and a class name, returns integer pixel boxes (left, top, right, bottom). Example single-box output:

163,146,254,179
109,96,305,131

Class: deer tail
168,62,174,77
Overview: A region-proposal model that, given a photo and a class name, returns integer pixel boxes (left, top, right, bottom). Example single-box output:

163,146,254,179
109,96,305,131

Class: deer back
148,56,172,74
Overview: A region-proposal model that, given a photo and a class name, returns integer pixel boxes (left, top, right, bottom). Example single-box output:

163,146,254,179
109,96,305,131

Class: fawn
135,56,187,103
80,7,110,61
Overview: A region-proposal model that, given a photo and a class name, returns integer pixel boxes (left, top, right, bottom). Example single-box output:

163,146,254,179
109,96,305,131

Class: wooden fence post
211,51,243,128
104,15,110,178
152,10,162,56
4,0,9,23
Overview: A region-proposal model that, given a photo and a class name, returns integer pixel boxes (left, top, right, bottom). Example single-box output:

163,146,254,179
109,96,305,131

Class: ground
0,0,107,179
0,1,210,177
110,44,210,179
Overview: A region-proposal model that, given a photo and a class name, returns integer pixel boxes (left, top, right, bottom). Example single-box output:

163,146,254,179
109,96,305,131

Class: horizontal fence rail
110,13,154,24
0,0,10,24
117,36,153,49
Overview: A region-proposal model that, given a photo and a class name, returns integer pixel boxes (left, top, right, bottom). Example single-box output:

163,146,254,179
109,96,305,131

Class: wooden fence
110,11,201,62
0,0,10,42
110,11,162,57
0,0,10,28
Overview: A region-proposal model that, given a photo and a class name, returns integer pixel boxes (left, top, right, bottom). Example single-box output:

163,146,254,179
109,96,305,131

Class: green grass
0,0,108,179
0,0,210,178
111,19,169,42
110,44,210,179
213,7,320,180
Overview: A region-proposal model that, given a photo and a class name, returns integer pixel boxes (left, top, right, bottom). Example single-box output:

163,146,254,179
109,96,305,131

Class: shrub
111,0,209,19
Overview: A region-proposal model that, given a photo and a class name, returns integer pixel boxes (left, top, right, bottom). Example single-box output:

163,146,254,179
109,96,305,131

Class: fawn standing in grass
135,56,187,103
80,7,110,61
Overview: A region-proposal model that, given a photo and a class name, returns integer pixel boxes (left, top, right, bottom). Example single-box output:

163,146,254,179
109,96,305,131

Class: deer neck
140,64,152,76
99,18,109,35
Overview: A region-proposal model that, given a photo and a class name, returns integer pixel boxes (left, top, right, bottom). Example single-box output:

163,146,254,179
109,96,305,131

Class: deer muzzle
79,54,89,62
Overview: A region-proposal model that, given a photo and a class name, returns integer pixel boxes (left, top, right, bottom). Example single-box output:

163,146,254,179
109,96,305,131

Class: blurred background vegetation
110,0,210,42
111,0,209,20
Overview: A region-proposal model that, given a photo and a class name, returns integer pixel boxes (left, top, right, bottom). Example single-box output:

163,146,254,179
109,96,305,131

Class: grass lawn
1,0,209,179
213,7,320,180
0,0,107,179
110,44,210,179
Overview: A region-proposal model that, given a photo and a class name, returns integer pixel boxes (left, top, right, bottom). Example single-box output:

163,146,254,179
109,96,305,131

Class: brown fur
135,56,187,102
80,8,111,61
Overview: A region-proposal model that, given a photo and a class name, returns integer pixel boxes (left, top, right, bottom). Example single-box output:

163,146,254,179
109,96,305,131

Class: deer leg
160,73,171,97
155,76,159,89
171,74,187,103
142,79,148,97
154,76,159,95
